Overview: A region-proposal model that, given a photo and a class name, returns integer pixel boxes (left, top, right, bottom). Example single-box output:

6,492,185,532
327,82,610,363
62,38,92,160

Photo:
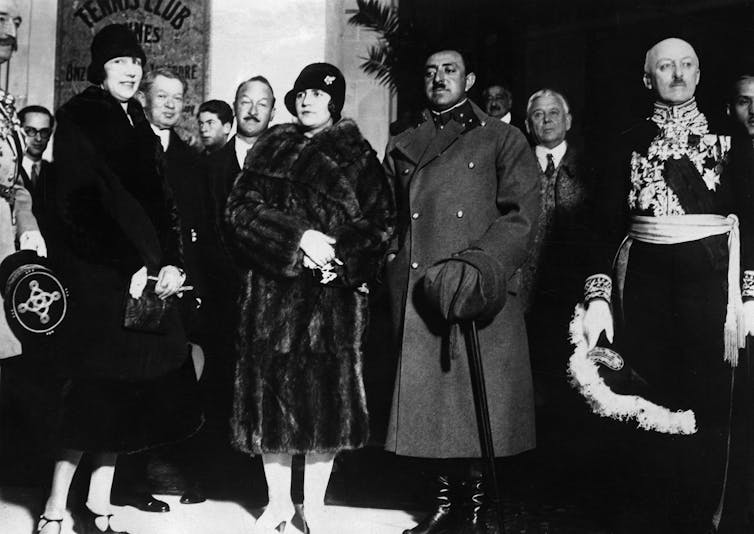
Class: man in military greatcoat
383,47,540,534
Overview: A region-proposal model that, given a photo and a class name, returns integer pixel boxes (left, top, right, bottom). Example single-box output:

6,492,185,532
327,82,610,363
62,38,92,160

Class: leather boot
403,474,458,534
458,475,501,534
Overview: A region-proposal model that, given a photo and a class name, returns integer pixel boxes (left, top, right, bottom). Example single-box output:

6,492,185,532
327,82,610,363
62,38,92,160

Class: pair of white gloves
128,265,186,299
300,229,337,270
582,298,754,349
17,230,186,301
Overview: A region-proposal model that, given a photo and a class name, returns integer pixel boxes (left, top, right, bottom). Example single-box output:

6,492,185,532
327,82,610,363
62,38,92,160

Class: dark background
395,0,754,147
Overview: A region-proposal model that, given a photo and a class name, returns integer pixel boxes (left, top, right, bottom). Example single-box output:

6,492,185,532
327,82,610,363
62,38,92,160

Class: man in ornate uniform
578,38,753,532
0,0,48,485
0,0,46,358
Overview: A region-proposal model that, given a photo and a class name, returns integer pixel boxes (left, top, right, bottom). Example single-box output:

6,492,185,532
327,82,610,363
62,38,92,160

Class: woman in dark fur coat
36,25,201,534
225,63,395,534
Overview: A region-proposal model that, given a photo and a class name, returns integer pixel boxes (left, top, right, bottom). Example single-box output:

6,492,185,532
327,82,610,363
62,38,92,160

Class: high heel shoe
78,506,128,534
36,516,62,534
252,503,295,534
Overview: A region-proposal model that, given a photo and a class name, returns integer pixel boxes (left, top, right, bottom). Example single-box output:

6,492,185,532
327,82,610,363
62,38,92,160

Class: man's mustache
242,114,259,122
432,82,447,90
0,36,17,50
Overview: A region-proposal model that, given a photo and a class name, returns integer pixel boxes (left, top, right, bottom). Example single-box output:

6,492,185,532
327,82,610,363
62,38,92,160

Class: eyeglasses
22,126,52,140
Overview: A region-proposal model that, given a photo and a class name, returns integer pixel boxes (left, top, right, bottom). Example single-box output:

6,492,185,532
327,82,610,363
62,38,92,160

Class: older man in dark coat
383,48,540,534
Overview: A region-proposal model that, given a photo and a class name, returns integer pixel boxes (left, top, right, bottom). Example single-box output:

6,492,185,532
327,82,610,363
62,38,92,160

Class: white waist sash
614,214,744,366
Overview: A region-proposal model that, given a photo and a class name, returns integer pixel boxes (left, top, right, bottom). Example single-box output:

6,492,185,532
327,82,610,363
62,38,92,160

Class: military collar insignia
429,99,481,132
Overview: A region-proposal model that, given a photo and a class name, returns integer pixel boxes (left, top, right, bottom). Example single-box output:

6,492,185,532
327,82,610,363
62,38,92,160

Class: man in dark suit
383,48,540,534
18,105,55,231
110,67,208,511
201,75,276,448
522,89,593,404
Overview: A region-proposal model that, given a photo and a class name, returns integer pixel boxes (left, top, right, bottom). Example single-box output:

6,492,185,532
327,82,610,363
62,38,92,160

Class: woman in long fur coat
225,63,394,533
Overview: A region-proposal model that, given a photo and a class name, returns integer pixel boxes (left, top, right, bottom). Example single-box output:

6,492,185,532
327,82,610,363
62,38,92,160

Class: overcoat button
402,169,410,175
411,262,419,269
411,212,420,220
456,210,464,218
468,162,475,169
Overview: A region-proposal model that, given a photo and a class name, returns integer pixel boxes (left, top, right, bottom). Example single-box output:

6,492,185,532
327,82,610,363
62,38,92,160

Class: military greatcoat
383,101,540,458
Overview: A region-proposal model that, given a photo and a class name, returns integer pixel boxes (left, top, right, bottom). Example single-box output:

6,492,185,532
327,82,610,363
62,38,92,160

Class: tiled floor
0,488,418,534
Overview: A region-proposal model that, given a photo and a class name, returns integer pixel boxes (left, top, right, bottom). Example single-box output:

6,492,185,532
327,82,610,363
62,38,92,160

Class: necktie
544,153,556,179
30,161,40,188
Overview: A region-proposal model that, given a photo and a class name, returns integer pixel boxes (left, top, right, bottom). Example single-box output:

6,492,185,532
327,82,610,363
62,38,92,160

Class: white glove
744,300,754,337
129,266,148,299
582,299,614,349
156,265,186,299
303,255,318,270
19,230,47,258
299,229,336,267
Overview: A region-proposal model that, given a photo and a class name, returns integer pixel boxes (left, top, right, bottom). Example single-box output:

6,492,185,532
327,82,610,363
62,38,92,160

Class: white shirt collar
22,154,40,179
150,123,171,152
534,140,568,172
235,136,255,169
500,112,511,124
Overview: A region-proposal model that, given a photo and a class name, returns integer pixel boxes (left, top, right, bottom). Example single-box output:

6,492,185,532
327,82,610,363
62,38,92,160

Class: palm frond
360,44,396,92
348,0,399,40
348,0,399,92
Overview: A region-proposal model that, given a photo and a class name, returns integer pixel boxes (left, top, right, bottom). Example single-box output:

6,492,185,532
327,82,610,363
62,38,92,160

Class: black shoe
404,474,459,534
78,506,128,533
179,486,206,505
119,493,170,513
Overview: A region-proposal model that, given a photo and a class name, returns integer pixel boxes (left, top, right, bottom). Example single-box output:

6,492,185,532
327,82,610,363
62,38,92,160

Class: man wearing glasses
18,105,54,226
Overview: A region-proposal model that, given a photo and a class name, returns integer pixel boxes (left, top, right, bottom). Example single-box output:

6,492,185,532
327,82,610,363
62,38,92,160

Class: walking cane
463,320,505,532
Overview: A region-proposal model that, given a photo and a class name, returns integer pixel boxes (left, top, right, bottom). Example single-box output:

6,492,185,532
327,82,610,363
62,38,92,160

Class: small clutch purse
123,276,173,333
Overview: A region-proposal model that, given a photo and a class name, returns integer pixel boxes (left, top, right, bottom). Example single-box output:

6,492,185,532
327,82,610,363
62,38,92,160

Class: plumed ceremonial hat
567,308,697,435
284,63,346,117
0,250,68,340
87,24,146,85
423,249,506,324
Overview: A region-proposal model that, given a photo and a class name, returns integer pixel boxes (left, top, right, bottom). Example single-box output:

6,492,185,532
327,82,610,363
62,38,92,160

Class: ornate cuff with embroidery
743,270,754,300
584,274,612,303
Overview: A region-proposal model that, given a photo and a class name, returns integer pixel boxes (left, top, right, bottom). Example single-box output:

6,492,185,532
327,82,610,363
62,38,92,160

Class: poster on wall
55,0,209,141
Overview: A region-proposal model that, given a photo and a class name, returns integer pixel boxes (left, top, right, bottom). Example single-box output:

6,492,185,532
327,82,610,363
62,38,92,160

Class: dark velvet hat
423,250,507,324
87,24,146,85
284,63,346,117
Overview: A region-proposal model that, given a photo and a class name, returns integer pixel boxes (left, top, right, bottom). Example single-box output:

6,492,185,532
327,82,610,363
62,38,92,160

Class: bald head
644,38,698,74
643,38,700,104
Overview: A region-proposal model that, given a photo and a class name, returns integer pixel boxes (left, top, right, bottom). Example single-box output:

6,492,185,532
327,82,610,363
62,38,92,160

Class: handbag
123,276,173,333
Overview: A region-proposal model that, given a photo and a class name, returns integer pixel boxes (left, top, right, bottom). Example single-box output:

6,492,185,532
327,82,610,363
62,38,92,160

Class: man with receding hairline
577,37,754,532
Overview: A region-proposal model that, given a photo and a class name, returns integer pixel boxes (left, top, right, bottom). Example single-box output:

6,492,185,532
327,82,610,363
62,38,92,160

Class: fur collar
246,119,372,184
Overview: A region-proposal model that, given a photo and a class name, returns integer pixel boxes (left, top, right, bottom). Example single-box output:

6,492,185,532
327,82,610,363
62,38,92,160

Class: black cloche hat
87,24,146,85
284,63,346,117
